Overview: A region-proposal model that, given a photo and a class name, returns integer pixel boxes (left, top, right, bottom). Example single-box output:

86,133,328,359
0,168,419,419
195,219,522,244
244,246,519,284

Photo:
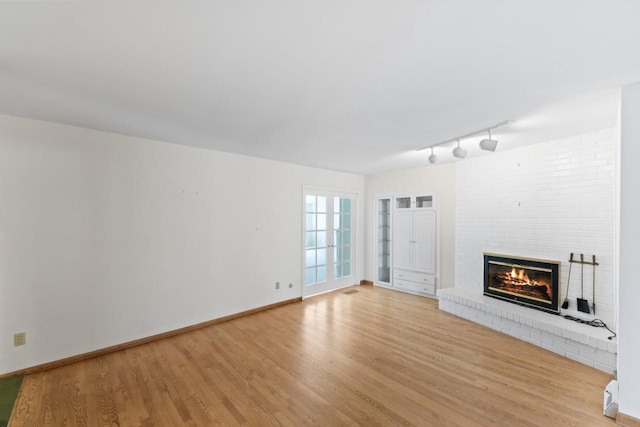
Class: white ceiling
1,1,639,175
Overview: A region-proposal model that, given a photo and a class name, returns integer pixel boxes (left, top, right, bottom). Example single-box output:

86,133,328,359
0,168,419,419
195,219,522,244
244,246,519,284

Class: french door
303,189,355,297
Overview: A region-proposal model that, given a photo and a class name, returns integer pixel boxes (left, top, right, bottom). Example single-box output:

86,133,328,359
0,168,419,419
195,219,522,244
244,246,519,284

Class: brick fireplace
447,127,617,373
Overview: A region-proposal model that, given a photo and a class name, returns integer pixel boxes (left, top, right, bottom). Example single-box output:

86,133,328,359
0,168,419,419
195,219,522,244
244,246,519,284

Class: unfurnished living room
1,1,640,426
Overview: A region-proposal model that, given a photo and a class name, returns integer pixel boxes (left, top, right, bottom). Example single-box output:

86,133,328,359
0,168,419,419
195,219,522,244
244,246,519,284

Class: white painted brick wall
455,128,617,328
438,288,617,374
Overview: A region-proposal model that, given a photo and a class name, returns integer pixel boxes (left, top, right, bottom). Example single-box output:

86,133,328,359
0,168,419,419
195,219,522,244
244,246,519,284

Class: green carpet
0,375,23,427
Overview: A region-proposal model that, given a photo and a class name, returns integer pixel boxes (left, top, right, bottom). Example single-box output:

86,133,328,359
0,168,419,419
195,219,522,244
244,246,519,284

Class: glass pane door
333,197,352,279
303,190,356,297
305,194,327,286
376,197,391,284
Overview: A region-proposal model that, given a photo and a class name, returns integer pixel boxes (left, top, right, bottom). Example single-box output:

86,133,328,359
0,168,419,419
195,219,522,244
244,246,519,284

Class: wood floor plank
10,286,614,426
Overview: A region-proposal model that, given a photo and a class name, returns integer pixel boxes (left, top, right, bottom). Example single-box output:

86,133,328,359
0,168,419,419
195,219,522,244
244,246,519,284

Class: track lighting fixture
479,129,499,152
428,147,437,164
416,120,511,164
452,139,467,159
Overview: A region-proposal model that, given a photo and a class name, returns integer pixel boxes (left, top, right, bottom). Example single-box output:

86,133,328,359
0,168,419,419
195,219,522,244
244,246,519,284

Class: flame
510,267,529,282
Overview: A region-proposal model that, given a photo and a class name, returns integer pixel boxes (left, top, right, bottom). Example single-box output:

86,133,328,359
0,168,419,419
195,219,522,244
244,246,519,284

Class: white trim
301,283,358,300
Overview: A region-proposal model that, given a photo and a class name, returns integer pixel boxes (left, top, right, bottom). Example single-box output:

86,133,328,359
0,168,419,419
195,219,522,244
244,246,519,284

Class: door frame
302,185,358,298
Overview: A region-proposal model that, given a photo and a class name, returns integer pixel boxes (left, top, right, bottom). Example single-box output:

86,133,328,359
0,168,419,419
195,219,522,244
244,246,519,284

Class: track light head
453,146,467,158
479,139,498,151
452,140,467,159
428,147,437,164
479,129,498,151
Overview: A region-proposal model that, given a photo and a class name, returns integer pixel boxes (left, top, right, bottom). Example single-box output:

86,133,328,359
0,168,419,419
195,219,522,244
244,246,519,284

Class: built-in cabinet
374,193,438,298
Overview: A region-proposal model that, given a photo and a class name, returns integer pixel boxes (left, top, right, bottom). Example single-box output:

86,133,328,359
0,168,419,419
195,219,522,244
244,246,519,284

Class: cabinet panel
394,270,435,285
394,279,436,295
413,210,436,274
393,211,413,270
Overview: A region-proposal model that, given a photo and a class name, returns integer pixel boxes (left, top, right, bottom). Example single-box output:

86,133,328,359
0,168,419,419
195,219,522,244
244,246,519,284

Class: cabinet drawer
394,279,436,295
394,271,435,285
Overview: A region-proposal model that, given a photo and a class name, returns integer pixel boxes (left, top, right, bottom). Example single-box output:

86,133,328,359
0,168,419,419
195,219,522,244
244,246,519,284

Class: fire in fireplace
484,253,560,314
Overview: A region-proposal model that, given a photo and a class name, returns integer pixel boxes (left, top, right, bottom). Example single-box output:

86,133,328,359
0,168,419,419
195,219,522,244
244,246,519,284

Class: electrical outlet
288,283,293,288
14,332,26,347
275,281,280,289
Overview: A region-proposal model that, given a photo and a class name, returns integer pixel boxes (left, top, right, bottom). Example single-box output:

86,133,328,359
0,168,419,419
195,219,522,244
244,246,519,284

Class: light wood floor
10,286,614,426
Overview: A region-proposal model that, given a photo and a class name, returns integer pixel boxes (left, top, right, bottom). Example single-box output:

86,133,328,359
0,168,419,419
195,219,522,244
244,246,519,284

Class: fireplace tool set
561,252,598,314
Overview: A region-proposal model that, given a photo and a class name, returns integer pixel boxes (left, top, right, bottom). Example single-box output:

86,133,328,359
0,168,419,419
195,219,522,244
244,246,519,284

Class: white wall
618,83,640,419
365,163,456,288
0,114,365,375
455,128,617,328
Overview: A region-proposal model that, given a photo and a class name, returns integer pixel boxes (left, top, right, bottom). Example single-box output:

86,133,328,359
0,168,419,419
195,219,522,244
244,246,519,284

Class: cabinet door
393,210,413,270
376,197,392,284
413,210,436,274
394,195,412,210
415,195,434,209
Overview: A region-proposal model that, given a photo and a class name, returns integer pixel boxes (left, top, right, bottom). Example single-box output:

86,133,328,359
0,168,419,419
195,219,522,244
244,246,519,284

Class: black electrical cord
563,315,617,340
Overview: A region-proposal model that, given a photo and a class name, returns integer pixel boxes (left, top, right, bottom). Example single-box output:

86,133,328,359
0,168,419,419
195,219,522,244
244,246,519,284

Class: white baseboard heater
603,379,618,419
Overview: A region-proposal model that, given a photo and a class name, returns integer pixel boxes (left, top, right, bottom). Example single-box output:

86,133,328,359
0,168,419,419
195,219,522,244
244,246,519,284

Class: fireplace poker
562,253,573,309
577,253,590,314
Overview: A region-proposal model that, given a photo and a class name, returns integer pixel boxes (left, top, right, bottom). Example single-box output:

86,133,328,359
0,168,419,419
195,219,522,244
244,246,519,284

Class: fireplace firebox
484,253,560,314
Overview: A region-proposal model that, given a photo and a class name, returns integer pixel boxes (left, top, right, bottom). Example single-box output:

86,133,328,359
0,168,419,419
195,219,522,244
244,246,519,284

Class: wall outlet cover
14,332,26,346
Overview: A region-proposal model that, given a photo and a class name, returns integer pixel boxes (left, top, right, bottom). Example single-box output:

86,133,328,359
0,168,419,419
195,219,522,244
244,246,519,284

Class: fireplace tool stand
561,253,574,309
567,253,599,314
562,254,613,338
